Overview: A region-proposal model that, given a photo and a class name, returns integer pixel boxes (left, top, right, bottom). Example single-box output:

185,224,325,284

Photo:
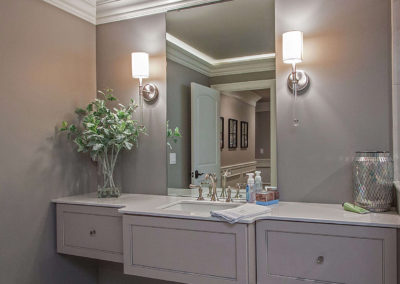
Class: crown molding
43,0,96,24
96,0,225,25
167,40,275,78
167,41,212,76
43,0,224,25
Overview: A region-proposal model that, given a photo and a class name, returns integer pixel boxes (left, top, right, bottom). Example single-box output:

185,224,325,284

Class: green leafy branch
167,120,182,150
60,89,146,189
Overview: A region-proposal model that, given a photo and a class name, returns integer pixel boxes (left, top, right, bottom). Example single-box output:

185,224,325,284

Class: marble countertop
52,193,400,228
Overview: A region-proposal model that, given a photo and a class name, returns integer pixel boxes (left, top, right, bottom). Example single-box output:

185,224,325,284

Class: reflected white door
191,83,220,185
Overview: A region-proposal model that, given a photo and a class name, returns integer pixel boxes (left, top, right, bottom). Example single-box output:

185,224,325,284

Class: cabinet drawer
256,220,397,284
57,204,123,263
123,215,256,284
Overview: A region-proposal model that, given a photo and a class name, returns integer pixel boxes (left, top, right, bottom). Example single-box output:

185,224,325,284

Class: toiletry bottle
246,173,255,203
255,171,263,194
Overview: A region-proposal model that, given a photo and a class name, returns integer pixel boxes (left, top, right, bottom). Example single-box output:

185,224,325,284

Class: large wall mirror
166,0,277,195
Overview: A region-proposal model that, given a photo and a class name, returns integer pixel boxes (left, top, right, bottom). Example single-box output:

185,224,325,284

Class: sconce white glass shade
131,52,149,79
282,31,303,64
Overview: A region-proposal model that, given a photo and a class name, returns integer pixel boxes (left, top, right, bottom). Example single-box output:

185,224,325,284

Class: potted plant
60,89,146,198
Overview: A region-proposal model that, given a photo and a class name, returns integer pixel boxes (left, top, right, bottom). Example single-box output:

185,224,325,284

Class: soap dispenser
246,173,255,203
255,171,263,194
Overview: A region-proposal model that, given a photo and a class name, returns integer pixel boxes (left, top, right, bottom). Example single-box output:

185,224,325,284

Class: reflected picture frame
228,119,238,149
241,121,248,148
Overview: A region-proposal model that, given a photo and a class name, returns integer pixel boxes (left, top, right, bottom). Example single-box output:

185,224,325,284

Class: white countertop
52,193,400,228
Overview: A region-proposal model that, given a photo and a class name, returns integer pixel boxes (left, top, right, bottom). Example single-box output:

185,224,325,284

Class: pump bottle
246,173,255,203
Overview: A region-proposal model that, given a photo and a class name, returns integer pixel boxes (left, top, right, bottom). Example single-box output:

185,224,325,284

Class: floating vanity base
53,193,400,284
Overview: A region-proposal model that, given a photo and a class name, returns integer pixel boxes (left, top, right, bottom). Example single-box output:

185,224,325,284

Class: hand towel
210,203,271,224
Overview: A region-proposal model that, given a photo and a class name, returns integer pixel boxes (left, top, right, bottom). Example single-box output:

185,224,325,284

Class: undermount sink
160,200,242,214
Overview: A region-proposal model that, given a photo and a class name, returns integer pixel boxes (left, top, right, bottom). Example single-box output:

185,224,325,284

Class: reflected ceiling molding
166,33,276,77
43,0,96,24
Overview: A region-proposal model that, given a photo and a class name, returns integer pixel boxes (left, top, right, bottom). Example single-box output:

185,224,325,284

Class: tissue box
256,188,279,206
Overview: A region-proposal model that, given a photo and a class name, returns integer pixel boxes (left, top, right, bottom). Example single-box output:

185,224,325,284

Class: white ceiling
166,0,275,59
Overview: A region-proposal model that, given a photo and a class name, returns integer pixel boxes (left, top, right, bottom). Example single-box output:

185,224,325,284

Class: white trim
166,34,275,77
210,59,275,77
43,0,96,24
167,33,275,66
167,41,212,76
211,80,276,92
167,33,215,65
96,0,225,25
43,0,225,25
220,161,257,171
392,0,400,180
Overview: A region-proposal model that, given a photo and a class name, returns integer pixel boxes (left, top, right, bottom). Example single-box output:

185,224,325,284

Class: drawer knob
316,256,324,264
89,230,96,236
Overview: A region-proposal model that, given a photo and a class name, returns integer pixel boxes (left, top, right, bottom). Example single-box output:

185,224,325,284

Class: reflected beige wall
255,111,271,159
220,94,255,166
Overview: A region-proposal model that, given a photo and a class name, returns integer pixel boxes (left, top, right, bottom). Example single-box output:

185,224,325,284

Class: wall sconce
131,52,159,108
282,31,310,127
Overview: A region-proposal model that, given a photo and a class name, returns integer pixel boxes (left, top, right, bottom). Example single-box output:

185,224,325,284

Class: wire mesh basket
353,151,394,212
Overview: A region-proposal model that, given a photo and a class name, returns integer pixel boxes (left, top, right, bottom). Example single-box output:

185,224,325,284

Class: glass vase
97,150,121,198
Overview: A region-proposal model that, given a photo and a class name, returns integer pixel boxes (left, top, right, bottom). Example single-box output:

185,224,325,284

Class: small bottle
246,173,255,203
255,171,263,194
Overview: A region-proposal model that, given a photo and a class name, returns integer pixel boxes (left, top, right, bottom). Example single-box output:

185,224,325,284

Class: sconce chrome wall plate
287,70,310,94
142,83,159,103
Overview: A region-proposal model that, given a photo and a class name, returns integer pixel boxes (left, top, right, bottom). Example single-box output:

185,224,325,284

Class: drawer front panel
267,230,382,283
123,215,252,284
256,220,397,284
57,204,123,263
64,211,122,253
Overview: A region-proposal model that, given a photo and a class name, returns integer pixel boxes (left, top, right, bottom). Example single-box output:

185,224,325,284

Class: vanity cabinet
122,215,256,284
256,220,397,284
56,204,123,263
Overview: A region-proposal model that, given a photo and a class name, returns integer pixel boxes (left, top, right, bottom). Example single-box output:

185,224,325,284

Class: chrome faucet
204,173,218,201
220,169,231,198
189,184,204,200
226,186,233,202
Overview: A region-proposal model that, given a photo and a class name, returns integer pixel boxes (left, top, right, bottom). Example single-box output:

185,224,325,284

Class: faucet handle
189,184,204,201
226,187,233,202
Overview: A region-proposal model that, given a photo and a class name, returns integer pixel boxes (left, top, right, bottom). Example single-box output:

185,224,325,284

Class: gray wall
221,94,256,166
96,14,172,284
167,60,210,188
276,0,392,203
255,111,271,159
96,14,167,195
0,0,98,283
